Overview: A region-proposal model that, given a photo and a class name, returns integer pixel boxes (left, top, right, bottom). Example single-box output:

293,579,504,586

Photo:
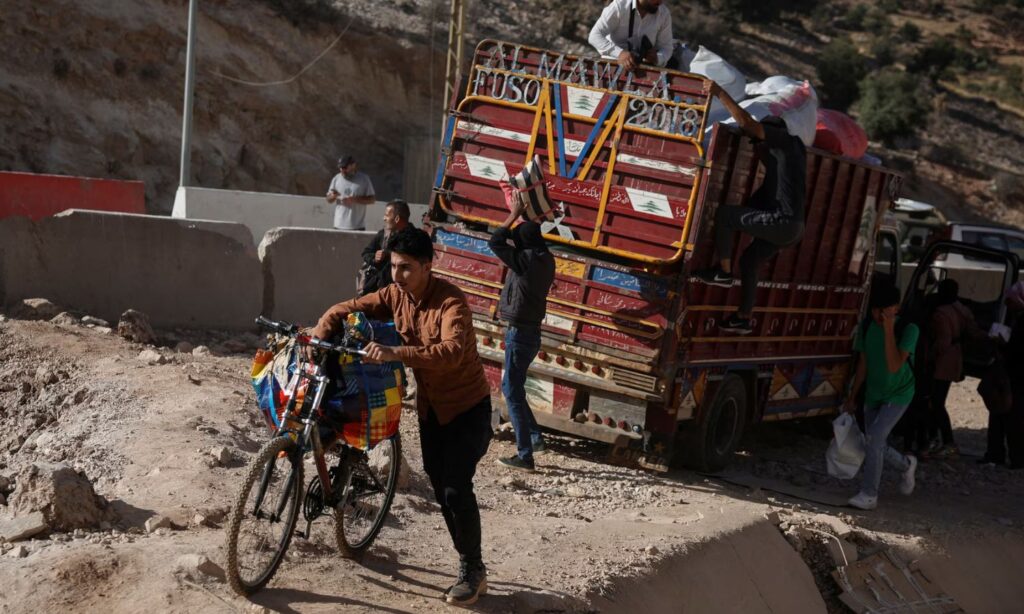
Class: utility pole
179,0,198,187
442,0,465,119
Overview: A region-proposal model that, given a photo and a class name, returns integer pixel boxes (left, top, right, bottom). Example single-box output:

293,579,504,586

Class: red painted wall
0,171,145,220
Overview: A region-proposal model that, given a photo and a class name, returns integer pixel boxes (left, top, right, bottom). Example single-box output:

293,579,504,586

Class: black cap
337,155,355,167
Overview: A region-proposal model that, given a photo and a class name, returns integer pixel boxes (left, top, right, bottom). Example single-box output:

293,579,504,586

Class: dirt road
1,316,1022,613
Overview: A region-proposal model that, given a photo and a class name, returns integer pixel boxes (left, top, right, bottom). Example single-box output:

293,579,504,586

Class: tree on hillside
908,38,958,82
711,0,816,23
856,70,929,146
816,38,868,112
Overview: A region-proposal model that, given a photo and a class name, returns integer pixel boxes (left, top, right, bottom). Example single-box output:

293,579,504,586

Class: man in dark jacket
358,199,412,296
488,201,556,471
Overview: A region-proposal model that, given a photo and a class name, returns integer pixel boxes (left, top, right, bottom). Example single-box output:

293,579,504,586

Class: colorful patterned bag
250,315,405,450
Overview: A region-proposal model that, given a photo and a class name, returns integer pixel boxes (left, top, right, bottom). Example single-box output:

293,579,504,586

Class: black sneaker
720,315,753,335
498,455,536,472
446,560,487,605
532,437,547,454
694,267,734,288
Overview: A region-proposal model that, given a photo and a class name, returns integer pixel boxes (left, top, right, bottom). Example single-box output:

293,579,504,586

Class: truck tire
677,374,748,472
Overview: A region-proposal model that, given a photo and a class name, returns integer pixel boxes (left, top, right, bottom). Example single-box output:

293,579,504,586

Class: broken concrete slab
810,513,853,537
175,554,226,582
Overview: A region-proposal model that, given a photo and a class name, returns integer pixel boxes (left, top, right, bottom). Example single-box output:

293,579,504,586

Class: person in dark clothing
357,199,412,296
981,281,1024,469
921,279,983,458
488,200,556,472
693,85,807,335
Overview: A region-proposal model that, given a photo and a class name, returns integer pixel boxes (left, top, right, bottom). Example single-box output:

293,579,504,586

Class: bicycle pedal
302,520,313,539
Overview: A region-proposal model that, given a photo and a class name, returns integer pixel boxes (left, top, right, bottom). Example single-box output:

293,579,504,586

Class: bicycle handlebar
254,316,366,356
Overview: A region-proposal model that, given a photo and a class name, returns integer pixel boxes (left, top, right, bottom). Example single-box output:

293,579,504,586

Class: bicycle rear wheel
334,434,400,558
226,436,303,595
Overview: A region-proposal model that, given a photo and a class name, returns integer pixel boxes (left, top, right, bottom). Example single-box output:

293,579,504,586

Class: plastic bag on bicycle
322,319,405,450
250,316,405,450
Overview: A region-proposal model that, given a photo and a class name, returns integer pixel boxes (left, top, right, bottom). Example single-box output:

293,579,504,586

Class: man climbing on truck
694,85,808,335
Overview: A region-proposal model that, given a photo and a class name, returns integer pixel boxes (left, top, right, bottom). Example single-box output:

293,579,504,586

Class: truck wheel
677,374,748,472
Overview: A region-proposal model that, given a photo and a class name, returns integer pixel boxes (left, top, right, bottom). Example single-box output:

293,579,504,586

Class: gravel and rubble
0,312,1022,613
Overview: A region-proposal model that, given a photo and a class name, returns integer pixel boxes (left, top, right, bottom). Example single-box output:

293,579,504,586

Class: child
843,280,919,510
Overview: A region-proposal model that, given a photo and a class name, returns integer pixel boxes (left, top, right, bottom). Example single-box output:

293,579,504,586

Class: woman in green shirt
843,281,919,510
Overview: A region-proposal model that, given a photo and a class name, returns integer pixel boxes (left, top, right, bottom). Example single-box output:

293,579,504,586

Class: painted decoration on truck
435,229,491,256
764,363,849,417
464,154,509,181
543,313,575,332
625,187,675,220
554,257,585,279
674,369,707,421
567,86,606,117
457,120,531,144
524,374,555,413
590,266,669,299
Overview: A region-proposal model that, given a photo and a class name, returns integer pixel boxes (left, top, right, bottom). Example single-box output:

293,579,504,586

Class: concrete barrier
173,186,429,245
590,517,826,613
258,227,374,326
0,210,261,329
0,171,145,221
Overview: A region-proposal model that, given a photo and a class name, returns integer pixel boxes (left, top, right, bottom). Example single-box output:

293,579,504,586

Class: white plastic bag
704,76,820,147
826,413,865,480
688,46,747,102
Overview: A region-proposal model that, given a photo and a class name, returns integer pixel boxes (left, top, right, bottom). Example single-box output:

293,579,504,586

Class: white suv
939,222,1024,270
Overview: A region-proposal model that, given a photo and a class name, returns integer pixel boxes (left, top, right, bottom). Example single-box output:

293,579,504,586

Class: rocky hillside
0,0,1022,228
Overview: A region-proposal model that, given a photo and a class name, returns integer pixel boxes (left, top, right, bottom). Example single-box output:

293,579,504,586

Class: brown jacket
312,276,490,425
930,301,981,382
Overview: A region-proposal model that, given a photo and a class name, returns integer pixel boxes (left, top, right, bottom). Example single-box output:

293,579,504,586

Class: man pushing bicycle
310,227,492,606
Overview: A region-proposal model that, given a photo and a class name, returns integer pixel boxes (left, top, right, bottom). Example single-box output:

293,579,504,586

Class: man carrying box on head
489,199,556,472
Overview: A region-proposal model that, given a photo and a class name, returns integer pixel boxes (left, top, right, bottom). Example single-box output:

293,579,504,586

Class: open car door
903,240,1021,377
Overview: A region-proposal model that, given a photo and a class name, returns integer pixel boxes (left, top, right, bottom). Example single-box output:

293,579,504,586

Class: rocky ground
0,305,1022,613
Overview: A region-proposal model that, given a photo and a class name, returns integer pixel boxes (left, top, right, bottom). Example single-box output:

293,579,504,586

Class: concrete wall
172,186,429,245
258,227,374,326
1,171,145,221
0,210,261,329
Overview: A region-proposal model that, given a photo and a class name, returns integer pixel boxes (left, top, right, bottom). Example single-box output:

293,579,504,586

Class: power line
209,14,355,87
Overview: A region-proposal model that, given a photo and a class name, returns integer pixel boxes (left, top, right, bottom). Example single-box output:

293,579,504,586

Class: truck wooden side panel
681,127,899,363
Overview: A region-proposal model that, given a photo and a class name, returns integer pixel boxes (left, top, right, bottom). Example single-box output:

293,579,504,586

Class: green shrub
817,38,868,111
898,21,922,43
855,70,930,146
907,38,958,81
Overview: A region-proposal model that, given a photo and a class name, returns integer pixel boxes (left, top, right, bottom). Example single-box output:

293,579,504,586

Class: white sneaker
848,492,878,510
900,455,918,496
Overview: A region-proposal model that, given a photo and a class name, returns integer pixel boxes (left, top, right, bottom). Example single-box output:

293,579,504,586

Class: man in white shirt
588,0,674,71
327,154,376,231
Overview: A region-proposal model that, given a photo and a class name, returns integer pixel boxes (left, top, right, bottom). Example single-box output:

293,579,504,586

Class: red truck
426,40,915,471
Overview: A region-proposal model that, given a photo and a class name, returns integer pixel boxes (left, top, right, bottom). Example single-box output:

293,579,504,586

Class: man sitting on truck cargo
588,0,674,71
694,87,807,335
488,200,556,472
310,229,492,605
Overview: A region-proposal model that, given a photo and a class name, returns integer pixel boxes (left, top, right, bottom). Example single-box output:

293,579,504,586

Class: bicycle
225,316,402,596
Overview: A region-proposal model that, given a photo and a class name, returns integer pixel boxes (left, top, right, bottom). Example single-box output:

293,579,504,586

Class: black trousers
420,396,493,564
930,379,955,446
714,206,803,315
986,410,1024,467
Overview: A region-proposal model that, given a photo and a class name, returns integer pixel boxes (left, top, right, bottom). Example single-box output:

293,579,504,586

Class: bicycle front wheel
334,434,401,558
226,436,303,595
